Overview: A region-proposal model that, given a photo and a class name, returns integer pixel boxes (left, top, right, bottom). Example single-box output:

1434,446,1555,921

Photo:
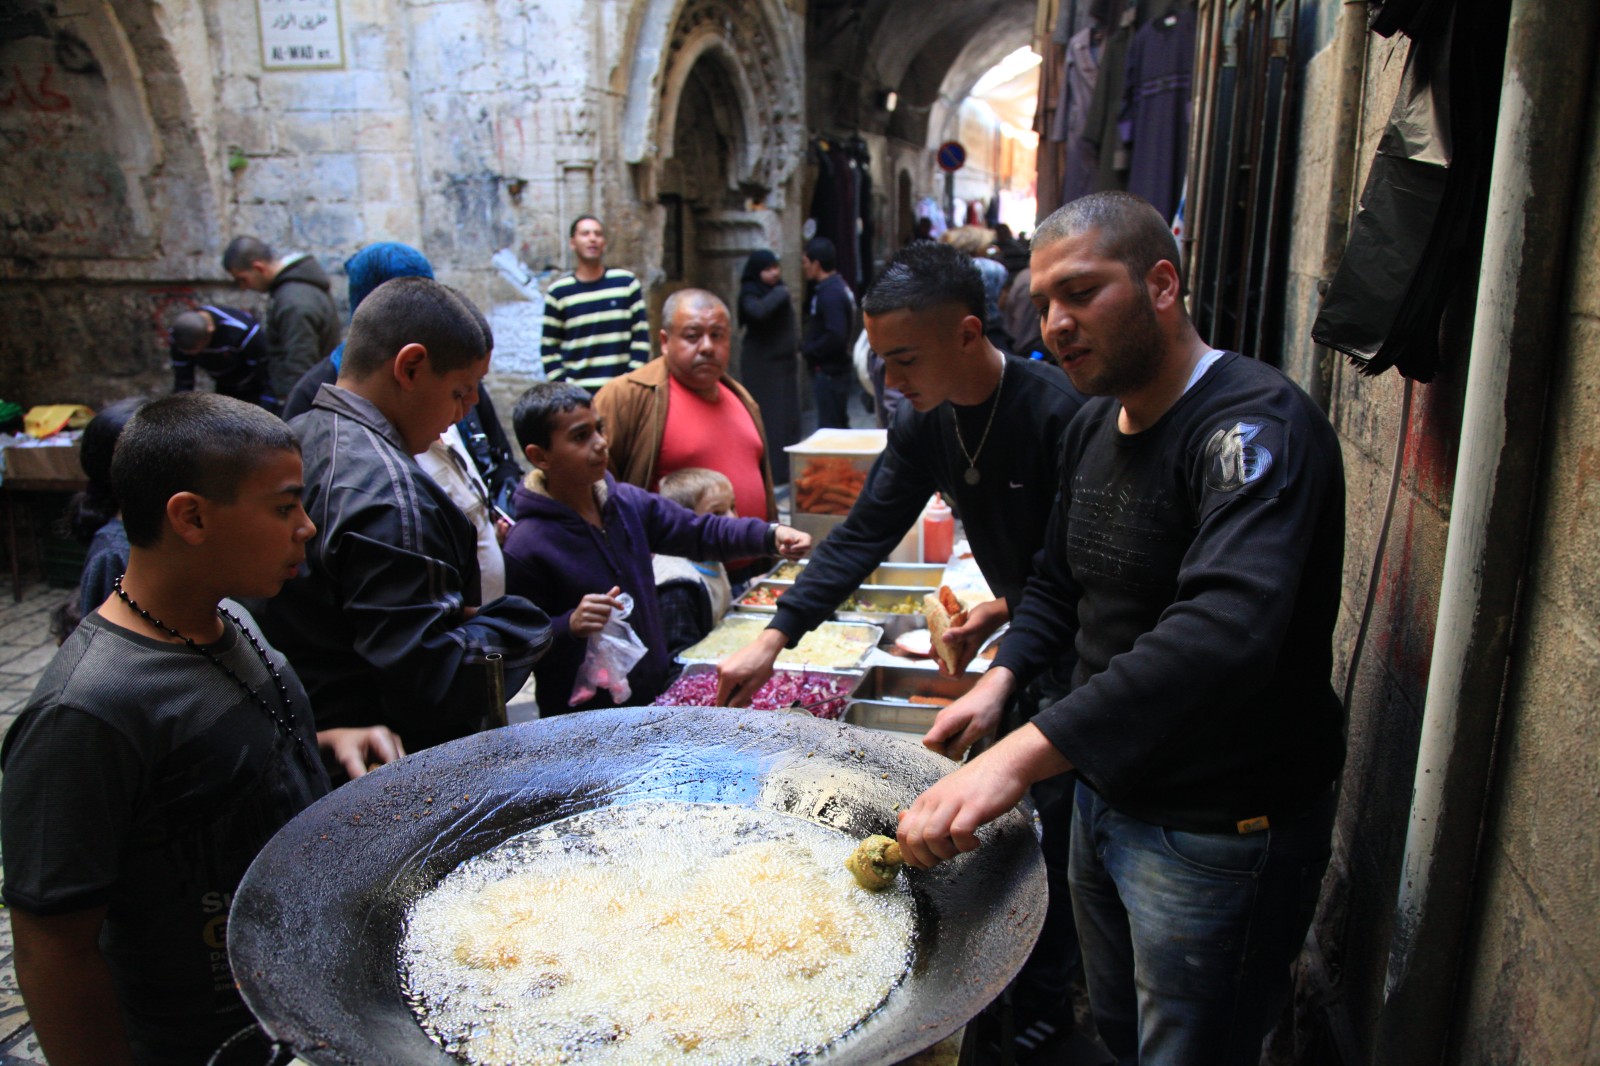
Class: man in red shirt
593,290,778,546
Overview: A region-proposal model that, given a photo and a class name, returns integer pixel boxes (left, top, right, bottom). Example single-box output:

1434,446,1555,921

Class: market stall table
1,438,85,602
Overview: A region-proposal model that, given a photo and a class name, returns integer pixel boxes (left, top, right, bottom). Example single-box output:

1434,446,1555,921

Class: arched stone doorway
656,44,767,344
620,0,804,375
0,0,227,404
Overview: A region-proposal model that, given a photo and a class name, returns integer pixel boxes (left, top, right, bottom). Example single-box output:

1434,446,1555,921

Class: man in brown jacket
593,289,778,533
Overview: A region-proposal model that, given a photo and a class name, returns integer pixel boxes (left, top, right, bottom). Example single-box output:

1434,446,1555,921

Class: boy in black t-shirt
1,393,403,1066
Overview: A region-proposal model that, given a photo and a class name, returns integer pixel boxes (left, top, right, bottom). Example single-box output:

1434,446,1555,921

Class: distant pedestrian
738,249,801,483
50,398,147,642
799,237,856,429
540,216,651,390
222,235,340,408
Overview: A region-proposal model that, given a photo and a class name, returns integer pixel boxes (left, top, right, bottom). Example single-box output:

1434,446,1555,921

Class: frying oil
400,801,915,1065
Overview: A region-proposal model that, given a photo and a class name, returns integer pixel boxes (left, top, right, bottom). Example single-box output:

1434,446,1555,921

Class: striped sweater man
539,268,651,389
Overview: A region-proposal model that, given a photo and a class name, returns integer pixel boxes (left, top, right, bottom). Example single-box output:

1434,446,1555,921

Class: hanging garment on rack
834,147,862,291
1059,25,1103,203
1082,14,1133,193
1120,4,1196,220
809,143,839,243
856,147,875,293
1034,26,1069,218
1311,0,1509,381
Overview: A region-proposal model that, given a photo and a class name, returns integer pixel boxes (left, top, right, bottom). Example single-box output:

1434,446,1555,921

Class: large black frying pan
229,706,1046,1064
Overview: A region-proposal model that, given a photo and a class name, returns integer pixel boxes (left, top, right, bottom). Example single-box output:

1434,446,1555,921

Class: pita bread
922,586,969,674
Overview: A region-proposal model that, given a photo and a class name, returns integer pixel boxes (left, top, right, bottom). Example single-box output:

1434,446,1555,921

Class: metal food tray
659,662,861,719
835,587,937,641
844,699,940,737
850,663,981,704
676,614,884,671
759,560,945,589
733,581,935,620
732,580,788,614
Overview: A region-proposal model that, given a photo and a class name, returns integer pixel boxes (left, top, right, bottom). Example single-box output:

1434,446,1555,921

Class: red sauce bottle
922,494,954,564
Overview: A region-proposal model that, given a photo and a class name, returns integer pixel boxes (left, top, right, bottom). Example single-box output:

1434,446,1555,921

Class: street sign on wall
259,0,345,70
936,141,967,172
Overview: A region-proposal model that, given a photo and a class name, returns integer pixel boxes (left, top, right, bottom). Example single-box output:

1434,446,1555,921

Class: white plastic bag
570,593,648,706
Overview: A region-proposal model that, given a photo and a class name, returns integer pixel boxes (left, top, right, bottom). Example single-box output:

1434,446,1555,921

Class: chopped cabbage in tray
654,669,853,719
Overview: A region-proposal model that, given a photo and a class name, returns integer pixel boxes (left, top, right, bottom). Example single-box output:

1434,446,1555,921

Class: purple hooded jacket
503,472,772,717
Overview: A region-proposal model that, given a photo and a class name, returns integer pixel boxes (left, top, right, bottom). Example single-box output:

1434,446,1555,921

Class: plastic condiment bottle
922,494,954,564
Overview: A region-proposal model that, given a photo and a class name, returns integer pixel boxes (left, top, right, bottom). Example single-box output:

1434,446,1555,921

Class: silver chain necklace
951,355,1007,486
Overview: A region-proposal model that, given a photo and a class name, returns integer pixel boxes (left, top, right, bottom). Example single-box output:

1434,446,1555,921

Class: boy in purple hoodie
503,382,811,717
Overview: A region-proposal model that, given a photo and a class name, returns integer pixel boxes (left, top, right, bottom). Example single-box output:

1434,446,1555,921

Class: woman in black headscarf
737,249,800,484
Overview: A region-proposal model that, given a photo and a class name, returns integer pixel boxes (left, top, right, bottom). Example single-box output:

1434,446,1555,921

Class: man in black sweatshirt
799,236,856,428
898,192,1346,1066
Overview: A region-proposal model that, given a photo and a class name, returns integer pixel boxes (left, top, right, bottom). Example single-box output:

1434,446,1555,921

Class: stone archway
619,0,804,370
0,0,228,404
656,44,769,348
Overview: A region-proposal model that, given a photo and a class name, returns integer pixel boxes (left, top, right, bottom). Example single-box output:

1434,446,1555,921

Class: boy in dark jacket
503,382,810,717
254,278,552,750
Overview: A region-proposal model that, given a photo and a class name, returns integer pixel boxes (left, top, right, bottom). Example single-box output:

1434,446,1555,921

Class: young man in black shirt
799,236,858,429
718,241,1087,1055
898,192,1346,1066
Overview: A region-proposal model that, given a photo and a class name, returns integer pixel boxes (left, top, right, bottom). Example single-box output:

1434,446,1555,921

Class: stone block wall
1,0,809,427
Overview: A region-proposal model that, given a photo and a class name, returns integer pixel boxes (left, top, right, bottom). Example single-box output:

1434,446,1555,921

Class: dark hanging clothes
857,160,875,293
1035,31,1069,219
1082,17,1133,193
1120,5,1196,221
1311,0,1509,381
809,147,840,255
1060,26,1103,204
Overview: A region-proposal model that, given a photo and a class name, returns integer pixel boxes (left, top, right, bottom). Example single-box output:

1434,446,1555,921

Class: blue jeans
812,367,851,429
1069,781,1334,1066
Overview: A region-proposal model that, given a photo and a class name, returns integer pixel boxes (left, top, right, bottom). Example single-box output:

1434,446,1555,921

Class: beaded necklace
112,576,317,767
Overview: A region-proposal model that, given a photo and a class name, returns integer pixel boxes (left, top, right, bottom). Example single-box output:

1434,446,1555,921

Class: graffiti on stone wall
0,32,143,259
146,288,205,349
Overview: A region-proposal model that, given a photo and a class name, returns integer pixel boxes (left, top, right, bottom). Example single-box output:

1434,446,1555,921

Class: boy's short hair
112,393,300,548
569,214,602,237
222,235,273,272
512,381,592,450
658,467,733,510
802,237,837,271
862,240,987,327
340,277,487,379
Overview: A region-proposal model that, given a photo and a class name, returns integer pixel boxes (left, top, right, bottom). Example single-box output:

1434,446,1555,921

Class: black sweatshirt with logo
994,353,1347,833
